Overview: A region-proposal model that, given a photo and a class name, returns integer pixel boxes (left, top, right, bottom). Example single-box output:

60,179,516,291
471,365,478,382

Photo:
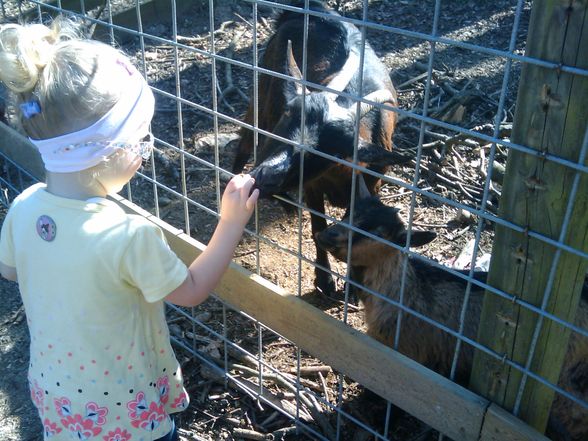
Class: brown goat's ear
396,230,436,247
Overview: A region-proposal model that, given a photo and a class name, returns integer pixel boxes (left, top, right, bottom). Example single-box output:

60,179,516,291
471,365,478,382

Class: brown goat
316,195,588,441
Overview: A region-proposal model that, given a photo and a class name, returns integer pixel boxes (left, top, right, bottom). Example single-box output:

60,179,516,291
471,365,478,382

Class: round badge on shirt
36,215,57,242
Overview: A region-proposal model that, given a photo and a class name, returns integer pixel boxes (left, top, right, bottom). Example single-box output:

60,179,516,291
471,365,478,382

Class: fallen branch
317,371,331,404
272,426,298,440
218,30,250,110
287,365,333,377
233,428,274,441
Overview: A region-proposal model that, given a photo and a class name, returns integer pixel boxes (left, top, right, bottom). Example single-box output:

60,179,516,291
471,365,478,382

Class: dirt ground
0,0,534,440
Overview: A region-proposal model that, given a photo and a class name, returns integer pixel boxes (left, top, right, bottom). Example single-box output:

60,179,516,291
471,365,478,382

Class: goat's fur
232,0,405,293
316,195,588,441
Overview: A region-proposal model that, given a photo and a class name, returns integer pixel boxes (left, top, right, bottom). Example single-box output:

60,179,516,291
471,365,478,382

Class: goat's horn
357,174,371,199
325,49,360,99
286,40,304,95
350,89,394,118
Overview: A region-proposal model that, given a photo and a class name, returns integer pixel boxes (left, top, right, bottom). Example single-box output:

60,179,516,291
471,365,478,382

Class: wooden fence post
469,0,588,433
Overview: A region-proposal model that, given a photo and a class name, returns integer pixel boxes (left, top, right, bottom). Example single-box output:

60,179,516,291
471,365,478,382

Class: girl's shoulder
10,183,46,204
105,212,166,246
4,183,46,218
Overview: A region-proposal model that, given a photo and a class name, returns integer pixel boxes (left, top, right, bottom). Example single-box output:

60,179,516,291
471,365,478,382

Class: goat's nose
250,166,285,194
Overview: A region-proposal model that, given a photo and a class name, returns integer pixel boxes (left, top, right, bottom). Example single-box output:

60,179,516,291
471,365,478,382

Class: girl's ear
395,230,437,247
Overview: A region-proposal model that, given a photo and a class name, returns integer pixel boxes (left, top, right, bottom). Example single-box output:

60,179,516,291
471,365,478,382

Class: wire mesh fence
0,0,587,440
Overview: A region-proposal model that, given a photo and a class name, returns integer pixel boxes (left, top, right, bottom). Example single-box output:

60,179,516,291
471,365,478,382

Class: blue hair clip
20,100,41,119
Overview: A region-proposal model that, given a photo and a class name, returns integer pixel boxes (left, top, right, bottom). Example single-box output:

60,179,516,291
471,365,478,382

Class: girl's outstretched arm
165,174,259,307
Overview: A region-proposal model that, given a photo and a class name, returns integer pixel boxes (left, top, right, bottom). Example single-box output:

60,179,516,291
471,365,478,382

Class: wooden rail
0,122,549,441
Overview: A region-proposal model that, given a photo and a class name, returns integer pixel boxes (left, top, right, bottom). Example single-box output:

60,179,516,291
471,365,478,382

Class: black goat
232,0,408,293
316,195,588,441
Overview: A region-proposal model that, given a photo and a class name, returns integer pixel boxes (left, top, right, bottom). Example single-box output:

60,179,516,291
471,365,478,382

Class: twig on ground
217,30,250,110
317,371,331,404
260,410,280,428
233,428,274,440
272,426,298,440
397,72,429,90
85,2,107,38
299,390,336,441
287,365,333,376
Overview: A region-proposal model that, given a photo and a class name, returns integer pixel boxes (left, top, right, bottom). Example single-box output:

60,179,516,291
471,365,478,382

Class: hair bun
0,20,70,93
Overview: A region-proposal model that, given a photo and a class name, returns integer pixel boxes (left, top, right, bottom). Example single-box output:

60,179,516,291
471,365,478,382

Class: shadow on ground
0,274,43,441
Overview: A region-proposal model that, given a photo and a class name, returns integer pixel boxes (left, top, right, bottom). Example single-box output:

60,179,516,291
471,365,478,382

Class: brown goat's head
316,195,436,267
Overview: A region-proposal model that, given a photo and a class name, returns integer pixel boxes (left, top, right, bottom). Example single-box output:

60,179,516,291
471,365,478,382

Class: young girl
0,17,258,441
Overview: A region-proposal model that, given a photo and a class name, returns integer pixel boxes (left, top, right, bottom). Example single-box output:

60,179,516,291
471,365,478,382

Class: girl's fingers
225,173,249,193
225,176,239,193
246,189,260,211
240,177,255,201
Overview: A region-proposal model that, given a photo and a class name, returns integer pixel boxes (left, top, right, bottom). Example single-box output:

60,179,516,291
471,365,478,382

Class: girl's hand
165,174,259,308
220,174,259,228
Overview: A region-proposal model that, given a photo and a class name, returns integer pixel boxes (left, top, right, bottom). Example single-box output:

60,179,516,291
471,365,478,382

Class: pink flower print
60,414,102,439
43,418,62,438
86,402,108,426
53,396,71,418
29,380,45,413
171,392,188,410
130,401,166,431
126,391,148,419
156,375,170,404
102,428,132,441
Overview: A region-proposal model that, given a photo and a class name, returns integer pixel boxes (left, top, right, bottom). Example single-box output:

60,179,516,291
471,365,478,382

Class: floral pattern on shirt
171,391,188,410
102,428,132,441
126,374,173,432
156,375,170,405
54,396,72,418
130,401,166,431
43,418,62,438
30,379,45,414
86,402,109,426
52,396,108,439
60,414,102,439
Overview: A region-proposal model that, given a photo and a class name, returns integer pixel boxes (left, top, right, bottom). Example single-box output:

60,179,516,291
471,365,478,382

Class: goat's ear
356,142,412,167
396,230,437,247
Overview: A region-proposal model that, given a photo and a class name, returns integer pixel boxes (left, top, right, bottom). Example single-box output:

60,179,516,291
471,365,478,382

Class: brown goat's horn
349,89,394,119
286,40,304,95
325,49,360,98
357,174,371,199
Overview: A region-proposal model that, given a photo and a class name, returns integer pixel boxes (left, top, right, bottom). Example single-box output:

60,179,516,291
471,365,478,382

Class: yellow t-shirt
0,183,190,441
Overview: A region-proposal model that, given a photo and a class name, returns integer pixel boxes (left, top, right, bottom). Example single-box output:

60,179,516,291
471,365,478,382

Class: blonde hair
0,17,128,139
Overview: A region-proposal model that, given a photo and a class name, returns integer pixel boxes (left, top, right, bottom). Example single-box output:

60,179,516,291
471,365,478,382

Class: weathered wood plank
479,404,551,441
470,0,588,432
19,0,195,44
0,123,45,181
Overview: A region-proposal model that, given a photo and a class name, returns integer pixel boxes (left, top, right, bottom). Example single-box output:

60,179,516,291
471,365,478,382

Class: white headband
30,59,155,173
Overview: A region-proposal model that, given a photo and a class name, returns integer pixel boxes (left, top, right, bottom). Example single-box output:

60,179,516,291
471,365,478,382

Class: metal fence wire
1,1,587,440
